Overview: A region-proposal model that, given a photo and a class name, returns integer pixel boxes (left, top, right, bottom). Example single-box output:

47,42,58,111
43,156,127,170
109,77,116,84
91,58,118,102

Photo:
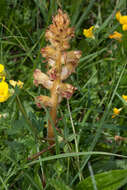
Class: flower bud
45,9,74,50
52,9,70,29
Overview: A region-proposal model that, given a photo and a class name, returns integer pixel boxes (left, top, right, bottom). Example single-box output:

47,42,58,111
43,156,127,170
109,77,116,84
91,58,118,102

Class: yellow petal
9,80,17,87
112,107,122,117
17,80,24,88
0,81,10,102
122,24,127,31
0,64,4,73
113,108,120,115
119,16,127,25
109,31,122,41
83,26,95,38
122,94,127,101
116,11,121,21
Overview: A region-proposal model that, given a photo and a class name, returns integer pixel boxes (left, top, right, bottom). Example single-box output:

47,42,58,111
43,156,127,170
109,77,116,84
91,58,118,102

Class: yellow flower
9,80,17,87
0,64,5,80
83,26,95,38
116,11,121,22
122,95,127,102
109,31,122,41
17,80,24,88
0,64,4,73
0,80,10,102
116,11,127,31
122,24,127,31
119,16,127,25
9,80,24,88
112,107,122,118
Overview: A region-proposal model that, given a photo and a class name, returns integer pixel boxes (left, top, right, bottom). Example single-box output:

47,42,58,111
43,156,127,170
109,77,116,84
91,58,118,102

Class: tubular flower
122,95,127,102
116,11,127,31
109,31,122,41
112,107,122,118
0,80,10,102
33,69,53,89
83,26,94,38
9,80,24,88
35,95,54,108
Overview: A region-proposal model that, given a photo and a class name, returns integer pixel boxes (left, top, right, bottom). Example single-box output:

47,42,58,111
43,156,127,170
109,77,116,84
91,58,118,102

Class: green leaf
0,0,8,18
75,169,127,190
34,173,44,190
33,0,47,22
50,179,72,190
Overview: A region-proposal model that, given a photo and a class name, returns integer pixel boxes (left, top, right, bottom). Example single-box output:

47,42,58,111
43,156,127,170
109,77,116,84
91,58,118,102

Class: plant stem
48,51,61,144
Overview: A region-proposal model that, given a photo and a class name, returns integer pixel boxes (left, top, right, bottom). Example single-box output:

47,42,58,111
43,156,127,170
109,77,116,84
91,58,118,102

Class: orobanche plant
33,9,81,144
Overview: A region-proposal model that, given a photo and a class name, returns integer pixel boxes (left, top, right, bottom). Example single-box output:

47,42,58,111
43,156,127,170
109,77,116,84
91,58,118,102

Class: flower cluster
0,64,24,103
116,11,127,31
109,11,127,41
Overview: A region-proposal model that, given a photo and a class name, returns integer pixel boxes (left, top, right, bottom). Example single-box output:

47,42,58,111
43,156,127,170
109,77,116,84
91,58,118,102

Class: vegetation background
0,0,127,189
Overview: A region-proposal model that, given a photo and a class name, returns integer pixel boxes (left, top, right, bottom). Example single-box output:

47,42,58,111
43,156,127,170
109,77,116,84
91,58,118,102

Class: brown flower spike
33,9,82,144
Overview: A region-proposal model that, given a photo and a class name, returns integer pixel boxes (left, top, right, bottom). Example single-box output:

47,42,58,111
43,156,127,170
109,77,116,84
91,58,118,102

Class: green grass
0,0,127,189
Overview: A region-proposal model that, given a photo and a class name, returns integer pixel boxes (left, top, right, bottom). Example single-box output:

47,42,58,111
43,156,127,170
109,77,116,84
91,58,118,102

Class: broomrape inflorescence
33,9,82,144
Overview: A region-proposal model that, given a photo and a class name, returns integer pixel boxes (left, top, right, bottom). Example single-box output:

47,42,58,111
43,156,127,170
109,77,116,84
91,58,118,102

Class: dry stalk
33,9,82,144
